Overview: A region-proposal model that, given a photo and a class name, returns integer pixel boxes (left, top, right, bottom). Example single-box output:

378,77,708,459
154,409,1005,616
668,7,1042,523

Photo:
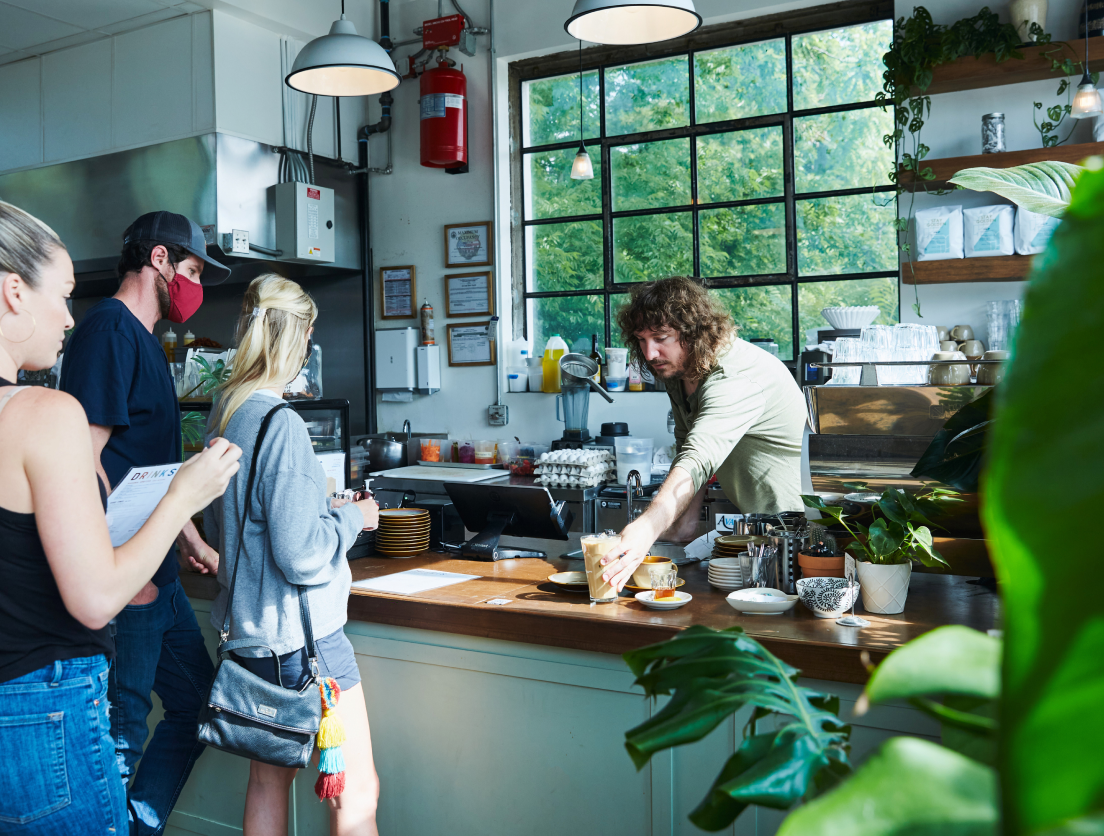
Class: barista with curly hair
601,276,808,592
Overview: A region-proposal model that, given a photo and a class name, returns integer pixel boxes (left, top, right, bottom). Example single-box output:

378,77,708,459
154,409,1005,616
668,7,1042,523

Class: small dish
726,588,798,615
635,590,692,610
548,571,589,591
796,577,861,619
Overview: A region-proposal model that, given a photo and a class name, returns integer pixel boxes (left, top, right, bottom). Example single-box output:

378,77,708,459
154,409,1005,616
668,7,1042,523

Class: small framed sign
445,271,494,317
380,266,416,319
444,221,493,268
446,321,496,367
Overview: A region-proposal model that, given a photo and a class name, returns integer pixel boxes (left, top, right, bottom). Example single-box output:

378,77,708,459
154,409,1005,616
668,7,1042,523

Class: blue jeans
0,655,125,834
110,579,214,836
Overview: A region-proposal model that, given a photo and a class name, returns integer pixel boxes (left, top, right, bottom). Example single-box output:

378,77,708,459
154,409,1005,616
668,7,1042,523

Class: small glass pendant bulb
1071,73,1104,118
571,143,594,180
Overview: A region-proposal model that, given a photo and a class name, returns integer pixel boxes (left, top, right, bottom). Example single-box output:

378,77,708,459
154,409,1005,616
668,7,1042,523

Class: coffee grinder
551,353,614,450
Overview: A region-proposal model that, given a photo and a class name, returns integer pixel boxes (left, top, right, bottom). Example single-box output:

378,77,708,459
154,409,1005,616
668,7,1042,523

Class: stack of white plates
708,557,746,591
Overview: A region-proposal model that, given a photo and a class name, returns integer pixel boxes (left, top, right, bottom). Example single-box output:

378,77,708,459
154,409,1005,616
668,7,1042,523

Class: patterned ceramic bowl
796,577,860,619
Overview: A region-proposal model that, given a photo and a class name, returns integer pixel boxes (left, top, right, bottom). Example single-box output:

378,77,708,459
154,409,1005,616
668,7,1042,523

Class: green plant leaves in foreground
948,160,1083,218
776,737,998,836
623,626,850,831
982,165,1104,831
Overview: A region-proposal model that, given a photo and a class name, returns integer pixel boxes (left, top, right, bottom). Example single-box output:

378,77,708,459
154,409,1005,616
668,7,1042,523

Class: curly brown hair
616,276,735,381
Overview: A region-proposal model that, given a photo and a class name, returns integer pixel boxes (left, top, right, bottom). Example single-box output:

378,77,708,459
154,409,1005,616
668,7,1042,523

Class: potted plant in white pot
801,489,955,613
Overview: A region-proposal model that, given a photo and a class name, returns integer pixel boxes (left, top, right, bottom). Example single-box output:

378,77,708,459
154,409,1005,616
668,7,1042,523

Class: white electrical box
275,181,335,263
375,327,418,391
415,345,441,394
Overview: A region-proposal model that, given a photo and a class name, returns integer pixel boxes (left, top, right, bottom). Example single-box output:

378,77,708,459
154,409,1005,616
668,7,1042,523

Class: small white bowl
796,577,861,619
726,588,798,615
635,590,692,610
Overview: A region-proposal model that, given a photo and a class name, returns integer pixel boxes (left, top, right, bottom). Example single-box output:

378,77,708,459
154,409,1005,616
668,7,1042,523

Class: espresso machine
551,353,614,450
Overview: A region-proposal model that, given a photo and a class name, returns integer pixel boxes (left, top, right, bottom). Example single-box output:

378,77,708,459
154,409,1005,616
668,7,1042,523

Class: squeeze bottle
541,334,568,393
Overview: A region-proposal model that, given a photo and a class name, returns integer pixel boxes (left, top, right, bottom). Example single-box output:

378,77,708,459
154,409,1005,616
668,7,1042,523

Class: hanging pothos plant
876,7,1062,316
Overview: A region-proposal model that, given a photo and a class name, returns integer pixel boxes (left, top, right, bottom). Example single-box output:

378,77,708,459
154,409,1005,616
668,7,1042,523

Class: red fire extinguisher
419,59,467,169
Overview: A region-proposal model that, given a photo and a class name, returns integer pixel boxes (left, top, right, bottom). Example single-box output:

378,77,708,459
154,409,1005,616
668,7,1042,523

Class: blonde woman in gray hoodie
205,274,380,836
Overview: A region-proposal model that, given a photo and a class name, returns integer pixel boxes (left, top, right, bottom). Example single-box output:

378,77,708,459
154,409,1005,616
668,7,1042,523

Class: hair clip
252,306,266,318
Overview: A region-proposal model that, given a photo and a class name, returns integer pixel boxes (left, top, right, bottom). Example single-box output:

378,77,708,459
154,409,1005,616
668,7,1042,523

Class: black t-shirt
0,379,114,684
60,298,183,587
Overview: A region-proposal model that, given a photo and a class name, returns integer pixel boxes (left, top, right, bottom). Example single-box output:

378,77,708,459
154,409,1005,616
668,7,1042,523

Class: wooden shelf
898,142,1104,190
902,255,1033,284
920,38,1104,96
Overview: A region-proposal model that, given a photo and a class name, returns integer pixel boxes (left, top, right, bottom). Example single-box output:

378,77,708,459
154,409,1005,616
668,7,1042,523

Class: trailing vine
876,7,1059,316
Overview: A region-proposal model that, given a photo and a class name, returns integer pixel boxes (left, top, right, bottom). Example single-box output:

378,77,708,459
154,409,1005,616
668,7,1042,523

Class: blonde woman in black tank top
0,200,242,834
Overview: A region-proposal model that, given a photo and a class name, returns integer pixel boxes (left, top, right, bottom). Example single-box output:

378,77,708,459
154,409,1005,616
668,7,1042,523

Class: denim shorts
0,655,125,834
232,629,360,692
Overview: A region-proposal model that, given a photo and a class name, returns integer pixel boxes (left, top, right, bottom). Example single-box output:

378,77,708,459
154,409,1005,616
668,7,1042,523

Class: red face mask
165,273,203,323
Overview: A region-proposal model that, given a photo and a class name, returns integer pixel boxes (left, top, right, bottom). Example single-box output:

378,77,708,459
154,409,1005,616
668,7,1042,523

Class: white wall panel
0,58,42,170
212,10,283,146
113,17,193,147
192,12,215,132
42,39,112,162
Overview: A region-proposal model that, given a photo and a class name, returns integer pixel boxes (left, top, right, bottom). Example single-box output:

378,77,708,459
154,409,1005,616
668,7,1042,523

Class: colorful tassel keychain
314,676,347,799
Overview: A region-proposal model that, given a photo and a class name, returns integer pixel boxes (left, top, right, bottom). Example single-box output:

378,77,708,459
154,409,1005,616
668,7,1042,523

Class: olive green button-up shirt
667,339,807,514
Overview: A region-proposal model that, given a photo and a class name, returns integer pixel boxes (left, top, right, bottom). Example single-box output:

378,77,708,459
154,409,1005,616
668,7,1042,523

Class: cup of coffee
631,555,673,588
951,324,975,341
929,351,971,385
977,349,1010,385
939,340,960,352
960,339,985,358
581,532,622,603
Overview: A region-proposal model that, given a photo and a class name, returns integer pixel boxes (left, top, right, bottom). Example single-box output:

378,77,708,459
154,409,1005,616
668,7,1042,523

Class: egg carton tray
538,450,614,466
534,462,617,477
538,474,609,488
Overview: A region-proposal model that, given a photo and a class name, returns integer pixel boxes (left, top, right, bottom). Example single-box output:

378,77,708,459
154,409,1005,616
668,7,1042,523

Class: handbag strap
219,402,320,677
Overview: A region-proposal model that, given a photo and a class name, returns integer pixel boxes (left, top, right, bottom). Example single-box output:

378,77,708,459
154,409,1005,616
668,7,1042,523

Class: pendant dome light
285,1,400,97
564,0,701,46
570,41,594,180
1071,1,1103,118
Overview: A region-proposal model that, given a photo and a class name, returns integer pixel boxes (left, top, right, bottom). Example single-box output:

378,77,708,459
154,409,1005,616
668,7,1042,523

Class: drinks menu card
105,463,180,546
351,569,479,596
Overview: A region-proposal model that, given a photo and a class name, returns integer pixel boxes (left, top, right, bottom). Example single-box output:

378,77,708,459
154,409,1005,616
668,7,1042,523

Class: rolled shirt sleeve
671,373,766,494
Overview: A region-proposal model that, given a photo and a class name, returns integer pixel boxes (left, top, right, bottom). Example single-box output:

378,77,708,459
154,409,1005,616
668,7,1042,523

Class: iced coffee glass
581,532,622,603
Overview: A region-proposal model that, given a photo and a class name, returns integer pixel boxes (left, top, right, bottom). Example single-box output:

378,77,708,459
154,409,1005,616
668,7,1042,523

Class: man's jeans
110,578,214,836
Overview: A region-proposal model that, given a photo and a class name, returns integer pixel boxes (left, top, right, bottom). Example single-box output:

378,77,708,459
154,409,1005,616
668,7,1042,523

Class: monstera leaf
911,389,994,491
622,626,851,831
948,160,1083,217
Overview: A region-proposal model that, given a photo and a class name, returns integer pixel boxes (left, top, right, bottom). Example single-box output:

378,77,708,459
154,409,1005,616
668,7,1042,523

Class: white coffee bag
1014,207,1061,255
915,205,964,261
964,205,1014,257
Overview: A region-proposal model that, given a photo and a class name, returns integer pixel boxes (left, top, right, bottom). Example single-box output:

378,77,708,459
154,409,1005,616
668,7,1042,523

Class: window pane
794,107,894,193
700,205,786,277
613,213,693,283
694,39,786,123
610,138,691,211
524,148,603,220
710,286,794,361
522,71,600,147
527,221,603,292
697,127,783,203
529,295,605,358
797,193,897,276
798,278,898,347
609,293,631,347
605,56,690,137
792,21,892,108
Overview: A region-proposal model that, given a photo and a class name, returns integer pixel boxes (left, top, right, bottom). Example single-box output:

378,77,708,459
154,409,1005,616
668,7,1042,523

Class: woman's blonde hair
213,273,317,435
0,200,66,288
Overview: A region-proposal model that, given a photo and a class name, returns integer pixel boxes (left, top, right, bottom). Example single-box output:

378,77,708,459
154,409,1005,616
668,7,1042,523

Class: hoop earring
0,311,36,344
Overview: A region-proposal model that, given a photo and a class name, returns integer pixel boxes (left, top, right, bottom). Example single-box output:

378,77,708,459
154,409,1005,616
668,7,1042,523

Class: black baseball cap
122,211,230,285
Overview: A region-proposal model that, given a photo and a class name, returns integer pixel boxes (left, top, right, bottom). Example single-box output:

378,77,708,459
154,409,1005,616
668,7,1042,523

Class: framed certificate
380,266,416,319
445,271,494,317
446,321,496,367
444,221,493,268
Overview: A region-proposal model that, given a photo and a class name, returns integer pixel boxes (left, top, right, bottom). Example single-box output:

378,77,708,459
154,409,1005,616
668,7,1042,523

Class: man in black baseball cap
59,211,228,835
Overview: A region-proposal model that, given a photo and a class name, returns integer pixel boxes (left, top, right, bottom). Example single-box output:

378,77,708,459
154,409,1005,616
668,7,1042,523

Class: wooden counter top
180,537,998,686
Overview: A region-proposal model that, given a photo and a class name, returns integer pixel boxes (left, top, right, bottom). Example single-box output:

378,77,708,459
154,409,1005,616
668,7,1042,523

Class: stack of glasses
830,324,940,385
986,299,1022,351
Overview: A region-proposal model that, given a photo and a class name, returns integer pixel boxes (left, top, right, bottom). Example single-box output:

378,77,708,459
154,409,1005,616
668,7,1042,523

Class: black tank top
0,381,114,684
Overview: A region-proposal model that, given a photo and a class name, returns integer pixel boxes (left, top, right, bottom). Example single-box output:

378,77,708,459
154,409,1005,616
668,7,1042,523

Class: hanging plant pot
856,561,913,614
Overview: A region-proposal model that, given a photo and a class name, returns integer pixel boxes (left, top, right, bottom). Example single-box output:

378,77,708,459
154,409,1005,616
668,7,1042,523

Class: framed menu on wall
380,266,416,319
444,221,493,268
445,271,494,317
446,321,496,367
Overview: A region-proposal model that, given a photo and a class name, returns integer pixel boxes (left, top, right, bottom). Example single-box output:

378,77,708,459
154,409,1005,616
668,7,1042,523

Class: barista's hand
601,518,659,593
354,496,379,530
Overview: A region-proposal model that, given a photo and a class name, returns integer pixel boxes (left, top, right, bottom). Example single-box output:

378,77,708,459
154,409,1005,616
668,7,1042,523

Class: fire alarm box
275,181,335,263
422,14,465,49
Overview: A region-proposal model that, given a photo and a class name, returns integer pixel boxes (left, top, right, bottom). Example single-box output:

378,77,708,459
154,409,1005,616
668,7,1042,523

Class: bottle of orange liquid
541,334,568,394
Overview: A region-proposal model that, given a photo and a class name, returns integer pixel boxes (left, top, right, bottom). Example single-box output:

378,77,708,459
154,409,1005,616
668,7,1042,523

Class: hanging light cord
1085,1,1091,78
578,40,584,146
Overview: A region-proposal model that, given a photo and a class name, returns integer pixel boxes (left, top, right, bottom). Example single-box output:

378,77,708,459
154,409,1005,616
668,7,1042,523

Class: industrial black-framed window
508,0,900,365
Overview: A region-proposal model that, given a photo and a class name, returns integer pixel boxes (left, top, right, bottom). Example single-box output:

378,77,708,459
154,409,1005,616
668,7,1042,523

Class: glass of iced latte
581,531,622,603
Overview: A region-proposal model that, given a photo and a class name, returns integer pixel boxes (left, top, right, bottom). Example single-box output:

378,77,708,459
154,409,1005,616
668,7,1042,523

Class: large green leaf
948,161,1083,218
911,389,995,491
775,737,998,836
623,626,850,830
982,165,1104,832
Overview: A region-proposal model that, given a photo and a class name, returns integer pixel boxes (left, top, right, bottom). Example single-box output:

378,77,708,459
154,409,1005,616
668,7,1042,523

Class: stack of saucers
708,556,746,591
712,534,765,561
374,508,431,556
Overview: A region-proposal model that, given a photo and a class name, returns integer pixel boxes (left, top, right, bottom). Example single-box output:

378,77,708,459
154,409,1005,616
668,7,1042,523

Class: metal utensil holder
769,530,806,594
